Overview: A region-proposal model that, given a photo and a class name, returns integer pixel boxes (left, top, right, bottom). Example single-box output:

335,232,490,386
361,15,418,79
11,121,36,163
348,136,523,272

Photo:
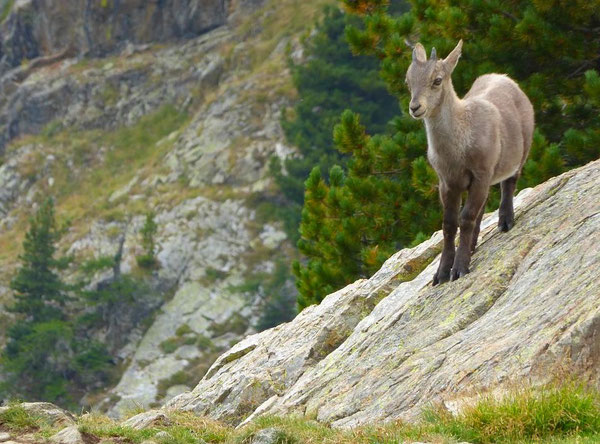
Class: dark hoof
433,270,450,286
498,216,514,232
450,266,469,281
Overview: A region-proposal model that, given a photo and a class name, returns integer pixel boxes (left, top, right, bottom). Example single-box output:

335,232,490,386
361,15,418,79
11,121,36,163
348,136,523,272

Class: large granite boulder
165,159,600,428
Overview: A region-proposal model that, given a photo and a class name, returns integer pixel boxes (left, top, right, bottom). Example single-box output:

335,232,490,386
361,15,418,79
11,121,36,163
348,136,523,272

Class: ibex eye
433,78,442,86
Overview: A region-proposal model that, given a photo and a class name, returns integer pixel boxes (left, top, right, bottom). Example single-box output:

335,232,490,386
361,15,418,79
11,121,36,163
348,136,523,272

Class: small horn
430,47,437,61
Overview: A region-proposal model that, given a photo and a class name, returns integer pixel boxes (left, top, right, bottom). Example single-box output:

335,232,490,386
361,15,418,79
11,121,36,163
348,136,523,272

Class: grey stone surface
167,160,600,428
166,218,449,423
0,27,229,153
50,426,84,444
250,428,285,444
121,410,171,430
165,384,191,400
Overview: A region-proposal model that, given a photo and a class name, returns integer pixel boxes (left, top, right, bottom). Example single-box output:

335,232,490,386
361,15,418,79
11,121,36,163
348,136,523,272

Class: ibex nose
410,104,421,113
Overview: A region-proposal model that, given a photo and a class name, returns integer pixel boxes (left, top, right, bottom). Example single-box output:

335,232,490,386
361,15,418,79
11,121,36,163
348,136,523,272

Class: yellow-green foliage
0,104,189,292
0,403,65,437
0,0,335,283
226,0,336,105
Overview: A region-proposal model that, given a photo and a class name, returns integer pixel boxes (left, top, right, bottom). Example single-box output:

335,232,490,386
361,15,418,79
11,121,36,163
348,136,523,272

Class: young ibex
405,40,534,285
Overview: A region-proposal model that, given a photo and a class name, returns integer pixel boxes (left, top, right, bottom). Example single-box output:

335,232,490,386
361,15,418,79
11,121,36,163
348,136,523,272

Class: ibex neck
425,84,464,133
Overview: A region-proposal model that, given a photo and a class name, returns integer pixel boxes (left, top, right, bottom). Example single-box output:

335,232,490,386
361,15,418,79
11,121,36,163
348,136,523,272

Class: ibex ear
412,43,427,63
443,39,463,73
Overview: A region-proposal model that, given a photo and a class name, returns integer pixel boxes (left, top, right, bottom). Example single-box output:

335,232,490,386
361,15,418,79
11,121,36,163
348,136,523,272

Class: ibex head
405,40,462,119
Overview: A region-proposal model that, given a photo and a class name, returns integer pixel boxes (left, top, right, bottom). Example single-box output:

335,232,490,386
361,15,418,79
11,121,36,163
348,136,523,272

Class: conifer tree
1,198,112,406
295,0,600,308
272,4,406,240
1,198,74,403
8,198,69,323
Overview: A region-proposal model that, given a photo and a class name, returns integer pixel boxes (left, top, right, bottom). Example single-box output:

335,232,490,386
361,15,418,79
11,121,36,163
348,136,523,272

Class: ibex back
405,40,534,284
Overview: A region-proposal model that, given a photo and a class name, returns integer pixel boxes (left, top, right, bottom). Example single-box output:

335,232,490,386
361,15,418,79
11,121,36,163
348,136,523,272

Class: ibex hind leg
498,173,518,232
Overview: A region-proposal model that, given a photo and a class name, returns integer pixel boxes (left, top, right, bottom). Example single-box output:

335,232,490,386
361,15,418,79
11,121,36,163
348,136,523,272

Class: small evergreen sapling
136,211,159,269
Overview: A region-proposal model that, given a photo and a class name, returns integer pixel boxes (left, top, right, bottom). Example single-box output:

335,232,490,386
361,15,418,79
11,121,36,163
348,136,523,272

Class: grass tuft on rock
423,380,600,443
0,404,39,432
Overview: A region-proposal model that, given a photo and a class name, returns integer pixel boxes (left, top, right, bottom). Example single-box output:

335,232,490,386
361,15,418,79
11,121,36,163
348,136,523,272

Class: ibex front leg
451,178,489,281
498,174,518,232
433,184,461,285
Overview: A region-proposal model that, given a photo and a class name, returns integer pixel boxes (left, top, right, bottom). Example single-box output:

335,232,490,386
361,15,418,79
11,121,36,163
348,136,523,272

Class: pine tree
295,0,600,308
295,110,440,307
272,4,407,241
1,198,75,403
8,198,69,323
1,198,112,406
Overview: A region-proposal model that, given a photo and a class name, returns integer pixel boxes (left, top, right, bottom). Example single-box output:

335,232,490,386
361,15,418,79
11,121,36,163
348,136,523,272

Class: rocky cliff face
0,0,271,152
0,0,332,415
0,0,227,73
166,159,600,428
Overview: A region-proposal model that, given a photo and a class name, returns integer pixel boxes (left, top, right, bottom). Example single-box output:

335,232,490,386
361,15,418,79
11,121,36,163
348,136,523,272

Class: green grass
3,380,600,443
423,381,600,443
0,404,40,432
159,334,198,354
175,324,194,337
88,381,600,444
0,403,65,438
40,103,189,222
79,415,156,443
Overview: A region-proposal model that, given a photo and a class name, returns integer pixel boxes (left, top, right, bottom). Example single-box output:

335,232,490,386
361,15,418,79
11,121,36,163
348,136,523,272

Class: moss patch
159,335,198,355
209,312,249,337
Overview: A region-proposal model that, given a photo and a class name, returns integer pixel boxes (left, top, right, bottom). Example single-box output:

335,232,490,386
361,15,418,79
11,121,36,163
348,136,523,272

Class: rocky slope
0,0,332,414
163,159,600,428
